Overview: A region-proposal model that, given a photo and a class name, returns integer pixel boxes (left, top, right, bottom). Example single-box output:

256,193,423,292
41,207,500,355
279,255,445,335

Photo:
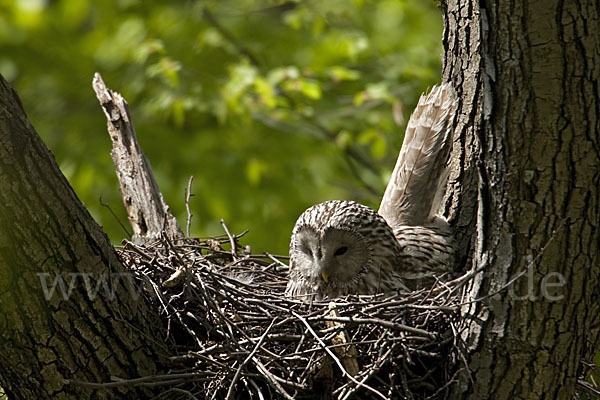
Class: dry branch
92,72,183,243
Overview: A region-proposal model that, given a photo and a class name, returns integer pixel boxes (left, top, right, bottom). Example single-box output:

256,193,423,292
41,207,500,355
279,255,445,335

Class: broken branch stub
92,72,183,243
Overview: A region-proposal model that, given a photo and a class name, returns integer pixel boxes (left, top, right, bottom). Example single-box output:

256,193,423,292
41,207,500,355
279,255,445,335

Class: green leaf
254,78,277,108
327,66,360,82
336,130,354,149
283,78,322,100
223,62,258,113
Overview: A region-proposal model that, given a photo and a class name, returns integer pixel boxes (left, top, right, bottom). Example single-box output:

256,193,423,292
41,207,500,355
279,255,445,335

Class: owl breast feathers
286,84,456,300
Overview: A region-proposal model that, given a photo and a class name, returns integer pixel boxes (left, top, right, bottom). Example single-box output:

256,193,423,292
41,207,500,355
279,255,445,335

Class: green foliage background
0,0,442,254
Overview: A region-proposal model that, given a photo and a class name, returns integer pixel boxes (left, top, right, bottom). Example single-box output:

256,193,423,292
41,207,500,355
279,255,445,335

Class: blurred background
0,0,442,254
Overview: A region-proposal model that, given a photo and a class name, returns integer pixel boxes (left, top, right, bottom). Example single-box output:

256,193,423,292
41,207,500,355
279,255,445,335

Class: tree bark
0,75,167,399
443,0,600,398
92,73,183,244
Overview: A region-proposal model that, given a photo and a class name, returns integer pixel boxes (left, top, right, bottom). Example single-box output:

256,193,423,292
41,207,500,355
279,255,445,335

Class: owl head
286,200,403,300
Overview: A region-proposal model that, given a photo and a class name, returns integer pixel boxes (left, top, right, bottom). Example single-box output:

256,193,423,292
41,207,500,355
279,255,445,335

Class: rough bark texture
92,73,183,244
0,75,167,399
443,0,600,398
441,0,482,270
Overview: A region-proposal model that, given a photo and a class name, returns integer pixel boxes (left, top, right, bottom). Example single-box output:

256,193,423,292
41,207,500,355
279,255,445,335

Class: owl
286,84,456,300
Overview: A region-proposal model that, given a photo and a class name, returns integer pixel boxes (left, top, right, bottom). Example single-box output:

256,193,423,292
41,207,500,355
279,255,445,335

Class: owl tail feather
378,83,457,229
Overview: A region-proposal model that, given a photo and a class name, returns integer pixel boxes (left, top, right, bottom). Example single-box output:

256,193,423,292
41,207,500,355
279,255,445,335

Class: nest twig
113,226,467,400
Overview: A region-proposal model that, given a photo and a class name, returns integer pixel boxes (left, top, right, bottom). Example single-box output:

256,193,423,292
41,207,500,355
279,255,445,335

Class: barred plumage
286,84,456,300
378,83,456,227
286,200,408,300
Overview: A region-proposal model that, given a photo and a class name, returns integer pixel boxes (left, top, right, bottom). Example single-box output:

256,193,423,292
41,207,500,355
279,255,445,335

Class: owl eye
334,246,348,256
300,245,313,258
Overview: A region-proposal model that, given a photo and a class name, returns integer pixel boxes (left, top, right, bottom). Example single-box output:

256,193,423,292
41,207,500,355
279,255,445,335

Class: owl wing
393,225,454,289
378,83,456,229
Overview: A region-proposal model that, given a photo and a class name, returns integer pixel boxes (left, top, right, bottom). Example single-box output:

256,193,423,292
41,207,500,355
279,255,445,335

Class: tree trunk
0,75,167,399
442,0,600,398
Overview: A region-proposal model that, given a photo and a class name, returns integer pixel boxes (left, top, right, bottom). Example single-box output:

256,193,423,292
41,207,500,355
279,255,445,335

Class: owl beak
321,270,329,283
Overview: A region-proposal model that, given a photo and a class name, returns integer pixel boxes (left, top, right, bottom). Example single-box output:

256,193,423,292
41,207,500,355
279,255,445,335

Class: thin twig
338,346,394,400
311,316,436,339
254,359,295,400
99,196,132,238
185,175,194,237
220,219,238,259
226,319,275,400
292,311,388,400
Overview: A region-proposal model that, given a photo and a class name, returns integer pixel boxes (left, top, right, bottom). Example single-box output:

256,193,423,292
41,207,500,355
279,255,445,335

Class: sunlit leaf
336,130,353,149
254,77,277,108
327,66,360,82
134,39,165,63
95,17,146,67
197,27,224,48
14,0,46,28
223,62,258,113
282,9,304,30
283,78,322,100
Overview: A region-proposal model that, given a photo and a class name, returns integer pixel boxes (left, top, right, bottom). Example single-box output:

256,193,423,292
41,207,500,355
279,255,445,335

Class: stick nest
118,230,467,399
